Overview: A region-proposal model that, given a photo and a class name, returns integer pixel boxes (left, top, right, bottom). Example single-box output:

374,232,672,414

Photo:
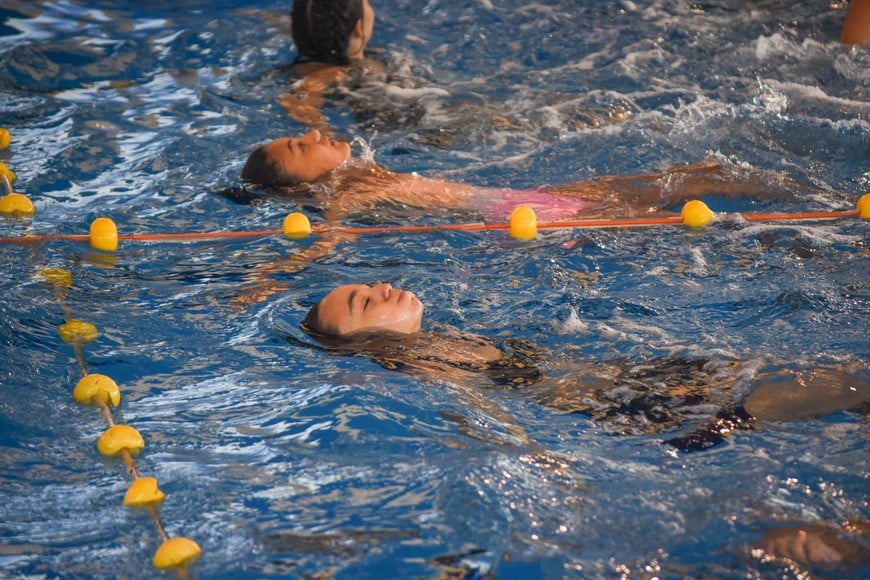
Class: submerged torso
470,187,600,222
315,164,601,223
359,331,744,440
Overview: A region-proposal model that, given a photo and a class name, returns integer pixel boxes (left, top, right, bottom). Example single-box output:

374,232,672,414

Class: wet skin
260,130,351,182
313,283,424,336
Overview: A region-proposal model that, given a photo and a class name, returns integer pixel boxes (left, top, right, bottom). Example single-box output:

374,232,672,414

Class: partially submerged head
291,0,376,65
241,129,352,186
303,282,424,338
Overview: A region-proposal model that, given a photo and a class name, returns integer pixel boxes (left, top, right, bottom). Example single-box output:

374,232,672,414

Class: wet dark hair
291,0,364,66
300,295,545,389
240,145,293,187
301,302,422,360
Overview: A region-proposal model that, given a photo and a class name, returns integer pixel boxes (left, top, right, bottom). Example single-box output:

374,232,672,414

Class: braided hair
291,0,364,66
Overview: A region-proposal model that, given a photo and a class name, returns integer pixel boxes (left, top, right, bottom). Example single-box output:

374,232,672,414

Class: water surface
1,1,868,578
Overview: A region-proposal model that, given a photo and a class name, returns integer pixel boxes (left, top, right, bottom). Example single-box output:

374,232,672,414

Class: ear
352,18,364,39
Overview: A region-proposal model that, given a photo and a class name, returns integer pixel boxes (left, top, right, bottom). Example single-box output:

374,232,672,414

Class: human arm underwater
752,518,870,568
279,69,337,132
231,227,356,310
664,365,869,451
841,0,870,44
527,360,869,452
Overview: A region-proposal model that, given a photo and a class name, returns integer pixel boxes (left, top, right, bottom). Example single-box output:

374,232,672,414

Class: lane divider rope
1,122,867,244
1,203,866,246
2,129,202,575
44,268,203,576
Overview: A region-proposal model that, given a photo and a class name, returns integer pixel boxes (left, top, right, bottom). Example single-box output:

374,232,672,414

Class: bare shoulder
289,62,348,86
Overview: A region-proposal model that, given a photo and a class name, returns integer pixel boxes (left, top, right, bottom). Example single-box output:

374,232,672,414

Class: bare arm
278,67,346,131
229,167,473,309
753,520,870,567
231,228,356,310
542,160,802,216
841,0,870,44
743,367,869,422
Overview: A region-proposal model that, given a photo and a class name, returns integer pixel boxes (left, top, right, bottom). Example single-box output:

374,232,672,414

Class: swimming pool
1,0,868,577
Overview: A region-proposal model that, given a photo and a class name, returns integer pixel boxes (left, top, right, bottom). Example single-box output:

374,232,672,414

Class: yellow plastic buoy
58,319,99,344
0,192,34,215
153,537,202,570
509,205,538,240
858,193,870,220
39,267,73,287
89,217,118,251
123,477,166,507
283,211,312,239
0,161,15,184
0,128,10,149
73,374,121,407
681,199,714,228
97,424,145,457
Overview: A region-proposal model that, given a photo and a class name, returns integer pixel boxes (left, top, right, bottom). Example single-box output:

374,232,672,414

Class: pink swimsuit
472,188,598,222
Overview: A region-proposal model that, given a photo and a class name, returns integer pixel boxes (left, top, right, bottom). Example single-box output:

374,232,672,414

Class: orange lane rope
0,209,862,245
1,120,868,245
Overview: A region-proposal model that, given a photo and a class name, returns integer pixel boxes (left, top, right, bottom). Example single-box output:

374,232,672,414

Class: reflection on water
1,0,868,578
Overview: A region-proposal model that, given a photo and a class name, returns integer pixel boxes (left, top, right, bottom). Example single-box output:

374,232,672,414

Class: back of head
291,0,364,66
240,145,293,187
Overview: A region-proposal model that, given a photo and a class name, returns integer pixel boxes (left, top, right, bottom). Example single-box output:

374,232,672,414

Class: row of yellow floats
1,129,201,575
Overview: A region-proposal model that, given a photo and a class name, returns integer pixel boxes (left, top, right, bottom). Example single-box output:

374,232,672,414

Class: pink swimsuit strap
474,188,598,222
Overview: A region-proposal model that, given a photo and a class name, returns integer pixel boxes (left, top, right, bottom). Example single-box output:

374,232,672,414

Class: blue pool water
1,0,868,577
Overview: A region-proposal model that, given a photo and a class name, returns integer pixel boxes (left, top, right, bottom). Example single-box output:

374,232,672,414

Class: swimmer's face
261,130,351,183
309,283,424,337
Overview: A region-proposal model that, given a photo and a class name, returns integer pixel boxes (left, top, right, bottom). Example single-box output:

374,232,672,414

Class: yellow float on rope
58,319,99,344
0,128,10,149
39,268,73,287
0,192,34,215
283,211,312,239
89,217,118,252
858,193,870,220
509,205,538,240
153,537,202,570
123,477,166,507
681,199,714,228
73,374,121,407
0,161,15,184
97,425,144,457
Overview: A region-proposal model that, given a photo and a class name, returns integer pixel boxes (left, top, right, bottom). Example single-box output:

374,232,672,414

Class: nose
300,129,321,144
379,283,392,300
